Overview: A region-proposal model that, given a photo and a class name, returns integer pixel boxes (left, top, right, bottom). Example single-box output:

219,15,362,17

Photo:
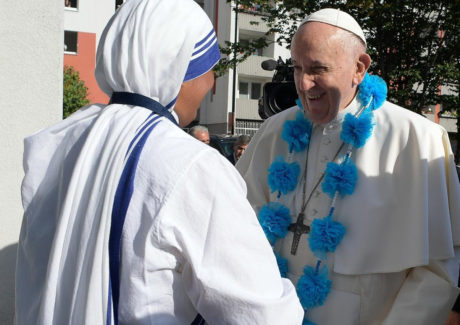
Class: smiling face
291,22,369,124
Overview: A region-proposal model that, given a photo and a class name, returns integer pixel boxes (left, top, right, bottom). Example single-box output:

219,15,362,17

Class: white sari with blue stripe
16,0,303,324
18,104,155,324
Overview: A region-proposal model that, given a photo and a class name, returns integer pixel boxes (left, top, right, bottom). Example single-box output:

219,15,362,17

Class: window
239,37,265,56
65,0,77,9
64,31,78,53
239,81,262,100
254,47,263,56
239,82,249,99
251,82,261,99
239,39,250,55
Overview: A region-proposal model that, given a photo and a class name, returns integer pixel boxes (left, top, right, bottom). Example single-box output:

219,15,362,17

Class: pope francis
237,8,460,325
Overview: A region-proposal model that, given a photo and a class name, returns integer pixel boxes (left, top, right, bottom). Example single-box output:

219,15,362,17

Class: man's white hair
189,125,209,137
330,28,367,57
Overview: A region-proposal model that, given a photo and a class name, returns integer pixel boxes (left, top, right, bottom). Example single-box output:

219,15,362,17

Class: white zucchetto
300,8,366,45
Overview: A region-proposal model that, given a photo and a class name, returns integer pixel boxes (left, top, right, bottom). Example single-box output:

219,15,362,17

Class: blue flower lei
258,73,387,323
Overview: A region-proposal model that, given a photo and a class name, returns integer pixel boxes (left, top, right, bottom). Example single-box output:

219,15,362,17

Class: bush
63,65,90,118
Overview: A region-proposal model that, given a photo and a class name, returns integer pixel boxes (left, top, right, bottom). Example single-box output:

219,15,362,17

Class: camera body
258,57,298,119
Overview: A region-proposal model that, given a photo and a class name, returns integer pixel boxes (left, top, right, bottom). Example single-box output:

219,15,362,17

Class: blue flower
358,73,388,111
274,252,288,278
268,156,301,197
282,112,312,153
258,202,291,245
297,264,331,309
322,160,358,198
341,110,375,148
309,216,346,259
296,98,304,110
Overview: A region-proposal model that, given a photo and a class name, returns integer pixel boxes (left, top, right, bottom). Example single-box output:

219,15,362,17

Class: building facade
64,0,126,104
198,1,291,136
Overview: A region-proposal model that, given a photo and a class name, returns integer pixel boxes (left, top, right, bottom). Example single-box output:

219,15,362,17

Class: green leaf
63,65,90,118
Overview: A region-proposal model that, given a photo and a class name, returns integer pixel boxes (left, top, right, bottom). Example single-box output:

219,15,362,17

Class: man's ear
353,53,371,86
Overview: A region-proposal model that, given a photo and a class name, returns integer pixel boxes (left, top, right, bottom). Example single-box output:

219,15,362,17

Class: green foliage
63,65,90,118
220,0,460,117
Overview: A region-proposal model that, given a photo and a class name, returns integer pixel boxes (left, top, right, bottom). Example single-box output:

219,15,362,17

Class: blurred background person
189,125,210,144
227,134,250,164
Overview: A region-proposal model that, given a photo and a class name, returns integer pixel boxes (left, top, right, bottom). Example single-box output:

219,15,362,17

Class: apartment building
198,1,290,135
64,0,126,104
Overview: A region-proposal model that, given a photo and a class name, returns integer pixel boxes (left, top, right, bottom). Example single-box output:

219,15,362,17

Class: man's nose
299,73,315,91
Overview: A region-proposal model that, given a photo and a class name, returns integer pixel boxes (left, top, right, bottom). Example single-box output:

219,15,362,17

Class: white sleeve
157,150,303,325
382,256,460,324
382,129,460,324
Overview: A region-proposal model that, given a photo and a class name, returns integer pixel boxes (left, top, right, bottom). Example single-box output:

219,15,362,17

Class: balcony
239,12,270,33
238,55,274,78
236,98,262,120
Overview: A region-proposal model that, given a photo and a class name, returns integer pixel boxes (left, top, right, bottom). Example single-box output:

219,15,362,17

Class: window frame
238,80,263,100
64,30,78,54
64,0,78,10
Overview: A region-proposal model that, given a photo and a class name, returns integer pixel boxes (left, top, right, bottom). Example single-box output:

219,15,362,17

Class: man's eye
313,66,328,73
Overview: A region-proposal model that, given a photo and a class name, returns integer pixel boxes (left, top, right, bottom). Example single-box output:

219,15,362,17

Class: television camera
258,57,298,119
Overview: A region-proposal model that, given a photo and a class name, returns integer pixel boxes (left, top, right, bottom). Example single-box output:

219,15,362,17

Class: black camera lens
260,81,297,118
270,82,297,112
259,58,297,119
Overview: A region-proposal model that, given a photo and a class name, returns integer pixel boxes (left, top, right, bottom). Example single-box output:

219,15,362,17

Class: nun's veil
95,0,220,110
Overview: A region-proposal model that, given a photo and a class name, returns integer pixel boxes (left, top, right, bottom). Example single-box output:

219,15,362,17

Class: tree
63,65,90,118
218,0,459,157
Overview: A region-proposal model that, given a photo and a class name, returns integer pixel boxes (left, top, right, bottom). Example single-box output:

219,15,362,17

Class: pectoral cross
288,212,310,255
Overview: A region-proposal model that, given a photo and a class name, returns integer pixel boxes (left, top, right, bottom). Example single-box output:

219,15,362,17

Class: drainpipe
230,0,238,135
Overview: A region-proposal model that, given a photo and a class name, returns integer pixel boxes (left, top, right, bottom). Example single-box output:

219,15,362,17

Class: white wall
64,0,115,45
0,1,63,324
199,0,233,132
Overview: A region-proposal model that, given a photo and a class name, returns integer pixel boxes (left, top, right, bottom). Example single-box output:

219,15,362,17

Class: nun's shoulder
138,120,233,178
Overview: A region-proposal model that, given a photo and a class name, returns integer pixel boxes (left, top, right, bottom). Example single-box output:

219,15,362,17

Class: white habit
15,0,303,324
237,97,460,324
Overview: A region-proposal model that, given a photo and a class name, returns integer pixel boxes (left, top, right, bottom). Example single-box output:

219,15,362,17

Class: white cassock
15,0,303,324
237,96,460,324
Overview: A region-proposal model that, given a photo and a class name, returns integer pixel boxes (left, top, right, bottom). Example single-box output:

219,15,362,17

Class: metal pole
230,0,238,135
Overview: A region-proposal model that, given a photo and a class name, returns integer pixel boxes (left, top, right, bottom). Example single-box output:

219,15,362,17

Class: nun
15,1,303,324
